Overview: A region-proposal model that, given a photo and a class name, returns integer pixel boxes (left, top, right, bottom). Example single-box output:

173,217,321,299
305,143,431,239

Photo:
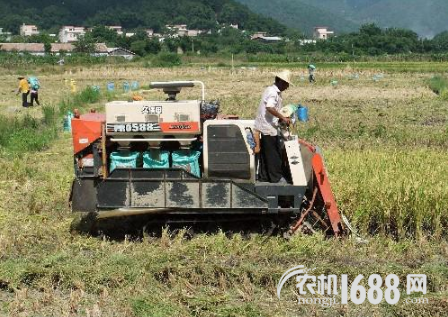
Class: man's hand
266,107,291,126
281,117,291,126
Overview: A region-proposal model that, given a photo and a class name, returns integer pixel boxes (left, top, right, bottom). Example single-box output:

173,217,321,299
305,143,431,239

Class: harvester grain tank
69,81,344,236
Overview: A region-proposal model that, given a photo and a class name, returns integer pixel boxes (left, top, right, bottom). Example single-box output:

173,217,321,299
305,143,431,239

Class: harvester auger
69,81,344,237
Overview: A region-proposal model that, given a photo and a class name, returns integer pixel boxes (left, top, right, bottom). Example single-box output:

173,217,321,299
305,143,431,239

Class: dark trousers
22,92,29,107
258,134,283,183
30,92,39,106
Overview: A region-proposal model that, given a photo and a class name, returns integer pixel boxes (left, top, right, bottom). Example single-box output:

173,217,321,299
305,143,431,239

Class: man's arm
16,81,23,95
267,107,291,125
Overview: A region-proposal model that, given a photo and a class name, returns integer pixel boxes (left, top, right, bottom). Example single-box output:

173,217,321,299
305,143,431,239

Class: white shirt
254,84,283,136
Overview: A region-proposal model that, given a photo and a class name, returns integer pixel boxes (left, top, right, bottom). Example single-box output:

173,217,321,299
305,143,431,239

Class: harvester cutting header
70,80,344,236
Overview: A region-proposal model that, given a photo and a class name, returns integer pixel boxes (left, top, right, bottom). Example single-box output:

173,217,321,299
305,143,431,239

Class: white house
251,32,267,40
298,39,317,45
0,28,12,40
59,26,86,43
250,32,282,42
187,29,201,37
20,24,39,36
313,27,334,40
146,29,154,37
107,47,136,60
166,24,188,37
107,26,123,36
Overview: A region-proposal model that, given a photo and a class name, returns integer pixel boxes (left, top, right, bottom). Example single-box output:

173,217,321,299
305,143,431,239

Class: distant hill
235,0,359,36
237,0,448,38
0,0,287,35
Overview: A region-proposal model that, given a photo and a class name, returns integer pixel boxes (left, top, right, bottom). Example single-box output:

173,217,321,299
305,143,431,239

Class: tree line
11,23,448,57
301,24,448,56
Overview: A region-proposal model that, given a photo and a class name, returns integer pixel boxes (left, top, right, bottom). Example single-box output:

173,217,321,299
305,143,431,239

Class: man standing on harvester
254,70,292,183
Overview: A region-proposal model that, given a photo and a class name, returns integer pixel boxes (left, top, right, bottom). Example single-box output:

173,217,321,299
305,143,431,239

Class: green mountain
235,0,359,36
0,0,286,35
237,0,448,38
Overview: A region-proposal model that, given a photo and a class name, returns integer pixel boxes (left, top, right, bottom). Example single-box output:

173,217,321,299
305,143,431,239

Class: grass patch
149,53,182,67
0,87,103,154
428,75,448,97
73,86,101,104
0,114,53,153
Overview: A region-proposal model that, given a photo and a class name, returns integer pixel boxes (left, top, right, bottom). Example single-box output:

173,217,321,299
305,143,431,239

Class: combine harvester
70,81,344,236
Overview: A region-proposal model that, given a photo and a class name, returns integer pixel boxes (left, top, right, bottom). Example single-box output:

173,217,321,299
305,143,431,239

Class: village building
0,42,121,57
251,32,282,43
251,32,267,40
0,28,12,40
59,26,86,43
107,47,136,60
146,29,154,37
298,39,317,45
107,26,123,36
20,24,39,37
313,27,334,40
187,29,201,37
166,24,188,37
164,24,205,37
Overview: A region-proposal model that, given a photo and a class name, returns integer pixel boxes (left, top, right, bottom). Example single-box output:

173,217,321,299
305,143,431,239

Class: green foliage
6,125,58,153
301,23,422,56
42,106,57,126
431,31,448,52
242,0,448,38
237,0,358,35
130,38,161,56
89,26,120,46
0,114,56,153
428,75,448,98
150,53,182,67
73,86,101,104
73,35,96,53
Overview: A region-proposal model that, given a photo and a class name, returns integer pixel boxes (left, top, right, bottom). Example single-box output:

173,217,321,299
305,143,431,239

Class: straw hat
274,70,293,85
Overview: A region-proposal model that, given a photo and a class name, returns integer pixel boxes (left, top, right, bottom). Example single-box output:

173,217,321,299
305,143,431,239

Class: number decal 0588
106,123,161,133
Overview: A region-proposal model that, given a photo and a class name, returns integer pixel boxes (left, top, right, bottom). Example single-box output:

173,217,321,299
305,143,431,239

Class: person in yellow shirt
16,76,30,108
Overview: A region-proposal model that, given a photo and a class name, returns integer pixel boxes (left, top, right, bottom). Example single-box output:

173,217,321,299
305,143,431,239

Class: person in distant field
254,70,292,183
28,77,40,106
308,64,316,83
16,76,30,108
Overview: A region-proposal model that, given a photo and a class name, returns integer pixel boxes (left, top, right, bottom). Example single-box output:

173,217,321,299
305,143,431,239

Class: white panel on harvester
284,138,308,186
